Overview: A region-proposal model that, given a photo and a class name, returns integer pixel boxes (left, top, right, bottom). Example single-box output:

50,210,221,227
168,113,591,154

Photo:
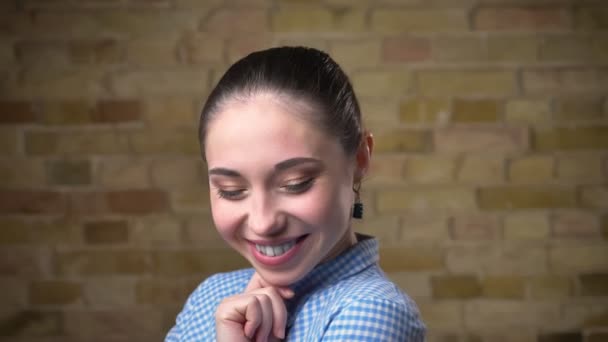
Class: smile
255,240,296,257
249,235,309,266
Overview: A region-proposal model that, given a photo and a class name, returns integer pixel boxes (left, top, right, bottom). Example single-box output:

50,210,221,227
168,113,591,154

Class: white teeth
255,240,296,257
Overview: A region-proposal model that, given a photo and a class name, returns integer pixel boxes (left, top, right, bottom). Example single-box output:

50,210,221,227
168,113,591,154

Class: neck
320,228,357,264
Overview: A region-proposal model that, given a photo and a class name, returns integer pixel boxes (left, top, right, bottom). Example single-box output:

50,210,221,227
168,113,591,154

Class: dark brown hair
199,46,364,157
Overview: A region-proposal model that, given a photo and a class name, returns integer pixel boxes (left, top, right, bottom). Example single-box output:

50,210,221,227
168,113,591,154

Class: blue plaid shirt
165,235,426,341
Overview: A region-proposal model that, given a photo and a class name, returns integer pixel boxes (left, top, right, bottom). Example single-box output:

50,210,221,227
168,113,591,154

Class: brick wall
0,0,607,341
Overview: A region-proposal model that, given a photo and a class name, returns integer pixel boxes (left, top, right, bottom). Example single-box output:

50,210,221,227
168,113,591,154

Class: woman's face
204,94,358,286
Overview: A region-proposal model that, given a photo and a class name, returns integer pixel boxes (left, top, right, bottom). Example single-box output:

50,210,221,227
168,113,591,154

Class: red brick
474,7,571,31
106,190,169,215
201,8,268,35
0,190,67,214
0,101,37,124
382,37,431,62
94,100,141,123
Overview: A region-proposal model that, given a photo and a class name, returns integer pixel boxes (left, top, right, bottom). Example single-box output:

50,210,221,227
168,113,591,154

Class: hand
215,272,294,342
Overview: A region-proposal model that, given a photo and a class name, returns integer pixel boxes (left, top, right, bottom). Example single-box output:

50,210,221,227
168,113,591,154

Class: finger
264,288,289,339
246,273,295,299
253,294,273,342
242,296,262,339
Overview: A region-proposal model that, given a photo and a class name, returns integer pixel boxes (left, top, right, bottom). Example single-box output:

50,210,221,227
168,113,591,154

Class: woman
166,47,425,341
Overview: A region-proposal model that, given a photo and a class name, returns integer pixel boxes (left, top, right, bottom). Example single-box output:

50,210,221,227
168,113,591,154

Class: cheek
286,183,352,227
210,199,241,240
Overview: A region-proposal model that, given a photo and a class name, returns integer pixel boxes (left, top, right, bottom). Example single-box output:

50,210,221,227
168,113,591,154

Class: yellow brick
177,32,224,65
330,40,381,69
131,216,182,245
432,35,485,62
377,187,476,213
41,100,95,125
353,216,400,246
464,301,560,331
487,35,538,62
57,250,154,276
432,275,481,299
505,99,551,124
0,278,27,308
403,157,455,184
333,9,366,32
25,131,130,156
110,69,209,96
371,9,468,33
534,127,608,151
0,128,18,155
272,8,333,32
367,155,406,185
127,35,179,67
380,247,443,271
0,159,46,188
549,245,608,273
479,186,576,210
83,278,135,307
130,128,199,154
388,273,431,298
528,276,572,299
447,244,547,275
359,99,399,125
574,6,608,29
202,9,268,36
136,278,189,305
29,280,82,305
539,35,594,62
417,301,464,331
153,249,248,276
557,155,603,182
580,274,608,296
96,11,200,37
452,99,500,123
97,157,151,189
482,276,525,299
435,127,528,154
554,96,604,121
523,69,608,95
172,187,211,213
509,155,554,183
399,98,450,124
580,185,608,209
374,130,429,153
183,215,224,247
143,97,198,128
352,70,411,98
417,70,516,96
7,67,106,99
457,156,504,184
398,215,448,246
503,212,550,240
150,158,206,189
0,219,78,245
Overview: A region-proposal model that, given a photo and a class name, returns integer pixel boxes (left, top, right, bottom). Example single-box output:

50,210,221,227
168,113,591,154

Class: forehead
204,95,343,169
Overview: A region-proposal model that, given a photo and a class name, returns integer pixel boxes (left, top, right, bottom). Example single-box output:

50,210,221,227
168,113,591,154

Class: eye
216,188,247,200
281,177,315,194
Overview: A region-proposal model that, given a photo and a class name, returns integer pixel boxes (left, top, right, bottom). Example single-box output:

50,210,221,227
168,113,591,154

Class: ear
354,131,374,183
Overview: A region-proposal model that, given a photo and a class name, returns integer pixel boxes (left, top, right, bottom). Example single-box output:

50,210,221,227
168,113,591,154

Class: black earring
352,183,363,219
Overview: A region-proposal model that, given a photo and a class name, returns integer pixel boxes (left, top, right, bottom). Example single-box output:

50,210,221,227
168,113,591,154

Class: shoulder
322,267,425,341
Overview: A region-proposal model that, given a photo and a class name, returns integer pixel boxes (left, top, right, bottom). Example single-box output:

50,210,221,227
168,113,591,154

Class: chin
256,265,311,287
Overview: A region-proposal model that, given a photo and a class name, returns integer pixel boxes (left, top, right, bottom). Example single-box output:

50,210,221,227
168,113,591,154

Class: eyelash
215,178,315,201
281,177,315,194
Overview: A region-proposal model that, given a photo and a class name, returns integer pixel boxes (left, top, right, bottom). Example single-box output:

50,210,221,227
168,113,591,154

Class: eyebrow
208,157,323,177
275,157,323,171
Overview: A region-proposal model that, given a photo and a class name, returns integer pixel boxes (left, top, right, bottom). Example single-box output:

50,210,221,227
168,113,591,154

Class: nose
247,191,285,236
